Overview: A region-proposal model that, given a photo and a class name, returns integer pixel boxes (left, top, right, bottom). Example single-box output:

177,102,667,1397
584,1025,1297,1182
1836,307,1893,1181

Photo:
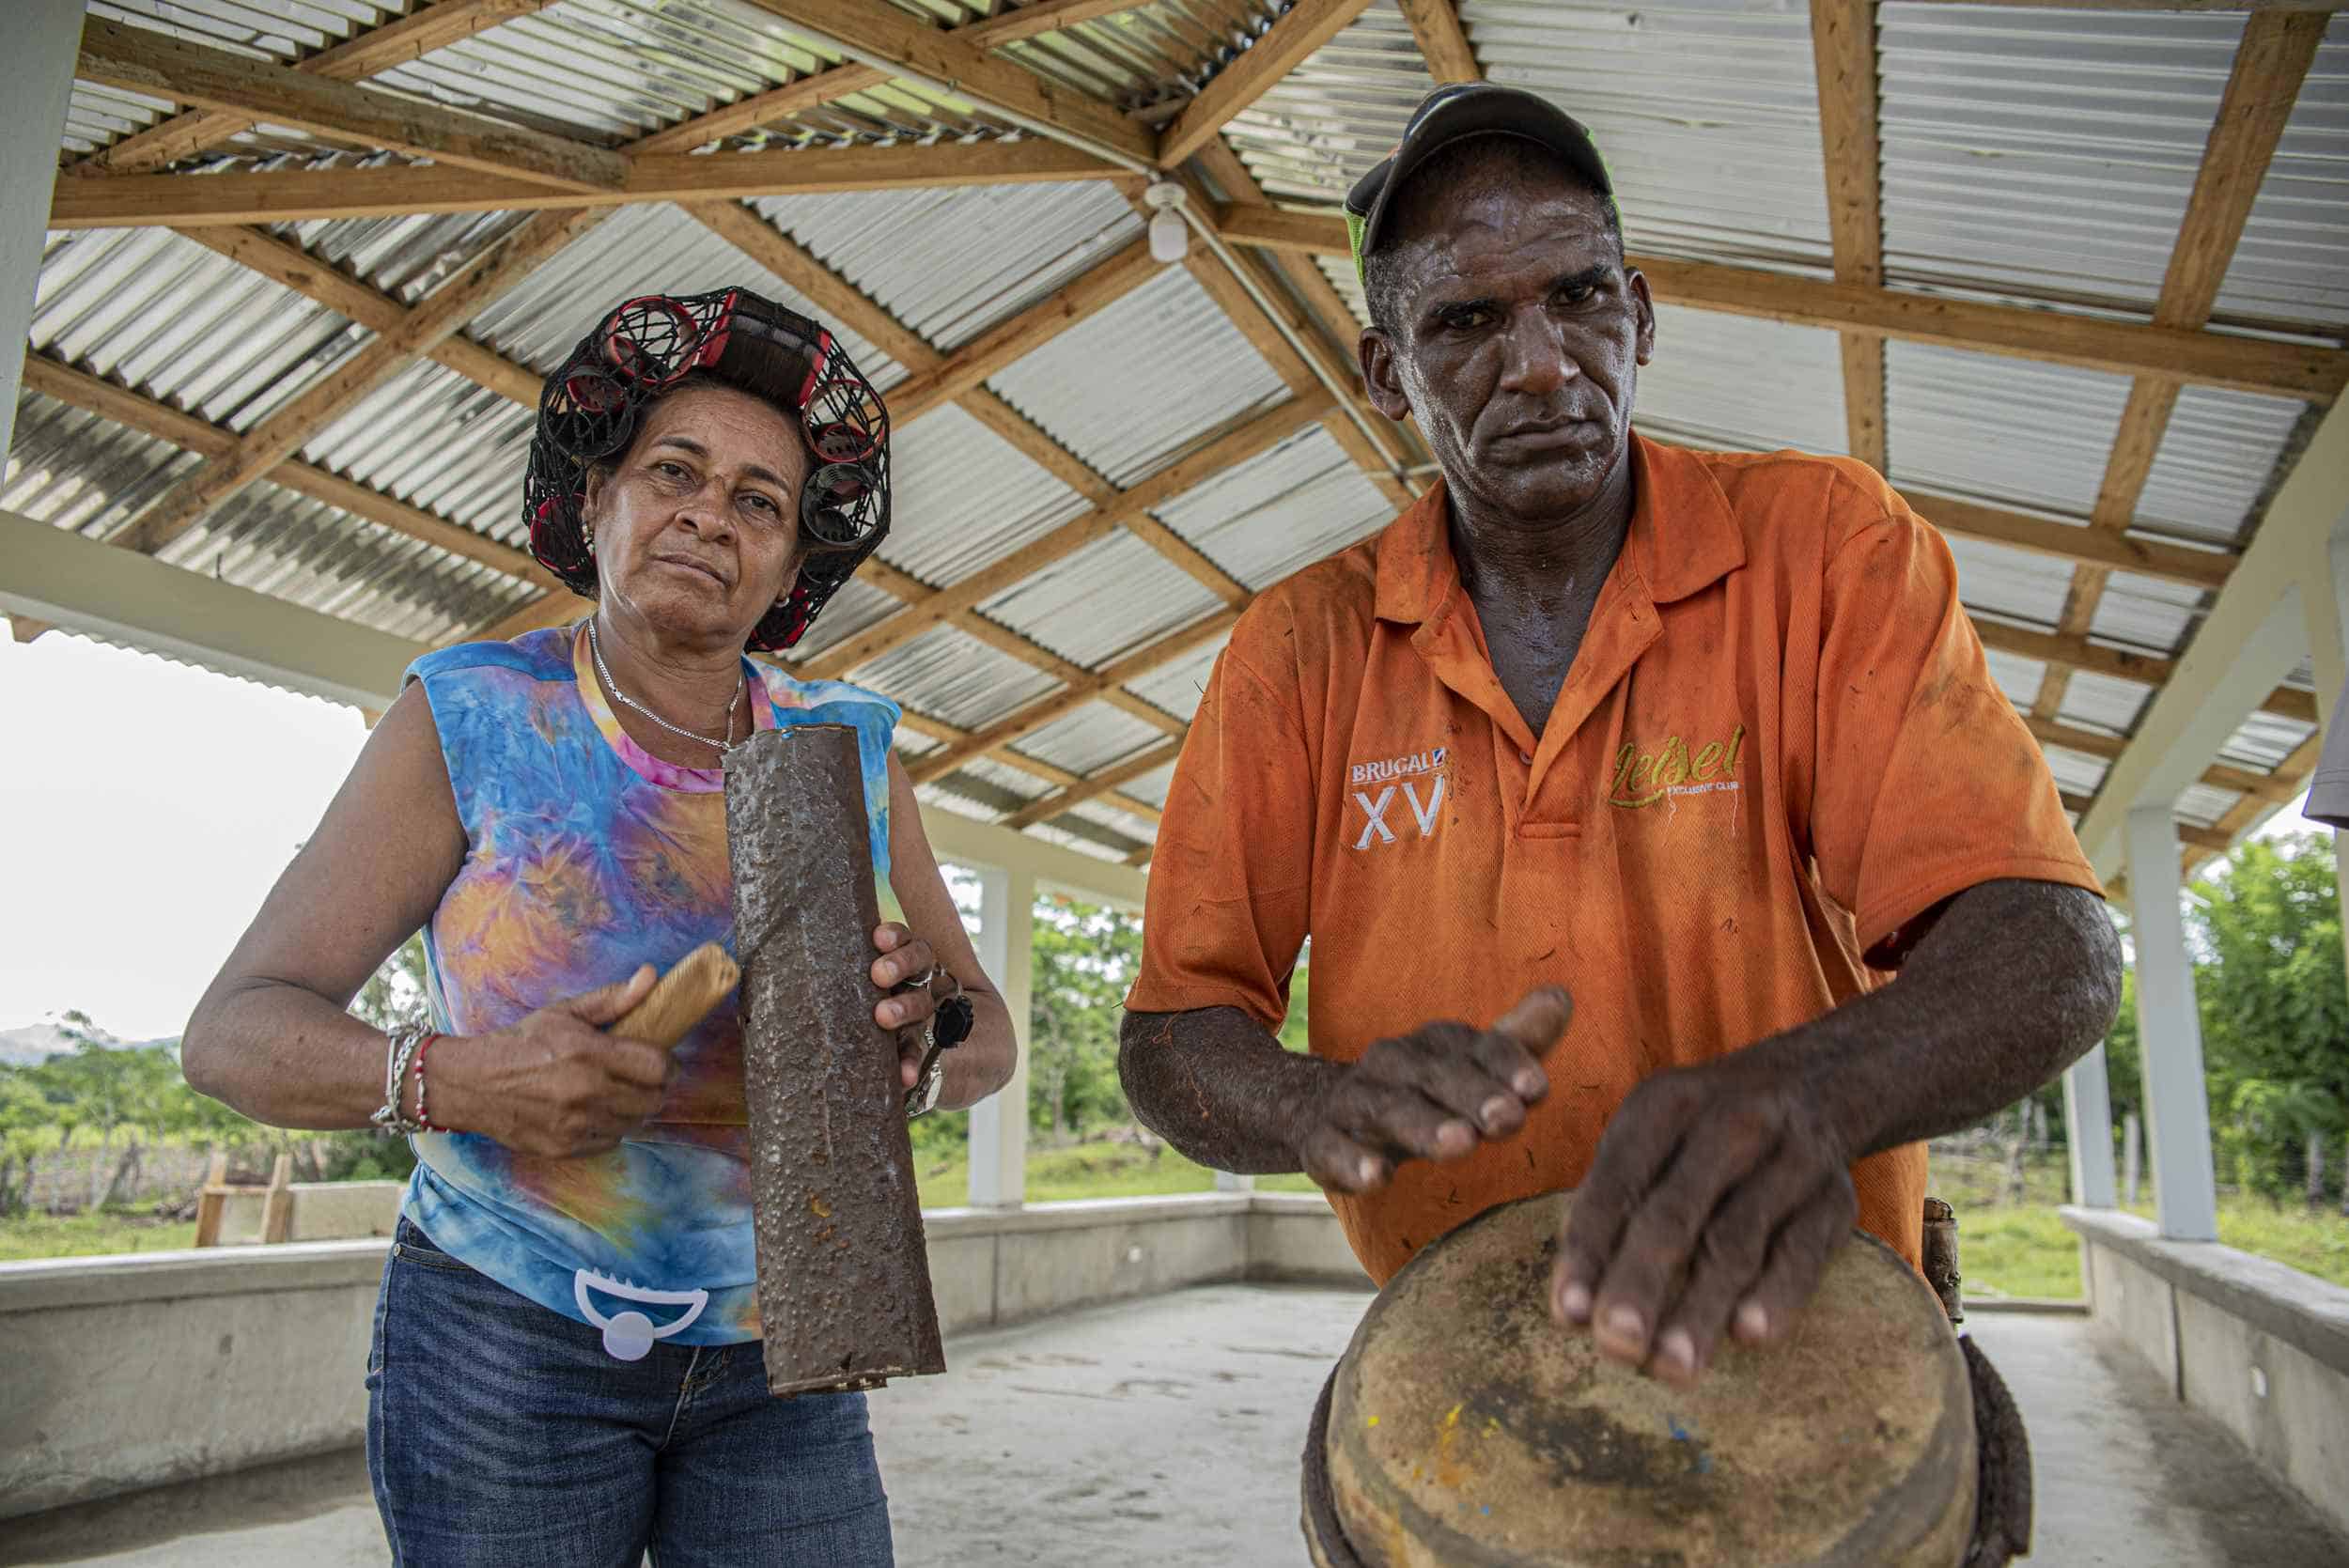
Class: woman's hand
436,967,675,1158
869,923,957,1090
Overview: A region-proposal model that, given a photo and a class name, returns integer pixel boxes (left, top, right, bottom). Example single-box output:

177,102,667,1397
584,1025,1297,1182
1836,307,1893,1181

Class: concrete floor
6,1286,2343,1568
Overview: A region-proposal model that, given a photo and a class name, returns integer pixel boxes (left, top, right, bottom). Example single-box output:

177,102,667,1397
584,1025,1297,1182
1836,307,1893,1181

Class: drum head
1320,1192,1977,1568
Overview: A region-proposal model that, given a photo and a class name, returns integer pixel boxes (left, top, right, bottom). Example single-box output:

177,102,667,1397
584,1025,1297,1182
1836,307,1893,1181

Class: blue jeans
366,1219,894,1567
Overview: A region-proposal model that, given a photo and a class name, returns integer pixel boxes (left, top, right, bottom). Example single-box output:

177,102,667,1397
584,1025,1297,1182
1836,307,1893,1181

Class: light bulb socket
1148,207,1189,263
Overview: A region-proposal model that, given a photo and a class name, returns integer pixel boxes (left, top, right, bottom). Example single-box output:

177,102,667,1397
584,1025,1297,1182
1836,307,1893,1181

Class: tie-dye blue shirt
399,622,898,1355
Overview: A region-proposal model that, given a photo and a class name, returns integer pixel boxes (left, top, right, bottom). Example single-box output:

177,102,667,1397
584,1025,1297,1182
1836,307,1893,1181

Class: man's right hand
436,966,675,1158
1293,986,1571,1193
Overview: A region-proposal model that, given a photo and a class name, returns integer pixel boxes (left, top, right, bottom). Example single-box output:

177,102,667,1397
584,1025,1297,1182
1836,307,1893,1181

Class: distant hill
0,1021,175,1068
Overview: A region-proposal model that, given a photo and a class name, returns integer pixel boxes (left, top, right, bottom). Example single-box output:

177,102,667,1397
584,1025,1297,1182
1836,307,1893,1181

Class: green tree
1027,894,1143,1141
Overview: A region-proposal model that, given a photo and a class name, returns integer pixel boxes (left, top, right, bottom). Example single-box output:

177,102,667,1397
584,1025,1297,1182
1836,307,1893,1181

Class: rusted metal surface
1923,1196,1965,1326
724,724,943,1398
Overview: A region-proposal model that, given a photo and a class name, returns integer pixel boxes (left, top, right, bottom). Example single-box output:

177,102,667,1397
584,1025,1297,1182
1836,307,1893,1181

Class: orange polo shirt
1127,434,2100,1285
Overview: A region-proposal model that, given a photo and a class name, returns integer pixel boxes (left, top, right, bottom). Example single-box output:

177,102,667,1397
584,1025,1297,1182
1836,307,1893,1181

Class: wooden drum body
1304,1193,1999,1568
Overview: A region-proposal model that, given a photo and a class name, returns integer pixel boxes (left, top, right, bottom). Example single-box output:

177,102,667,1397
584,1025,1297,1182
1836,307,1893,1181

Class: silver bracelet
371,1025,430,1136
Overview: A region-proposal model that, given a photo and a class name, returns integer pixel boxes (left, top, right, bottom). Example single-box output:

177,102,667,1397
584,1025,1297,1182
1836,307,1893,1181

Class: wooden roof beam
801,392,1330,680
107,208,603,557
48,139,1122,229
1006,736,1186,828
2030,12,2326,727
1394,0,1481,84
910,609,1240,784
74,16,624,194
1808,0,1887,474
1920,493,2235,591
1211,205,2349,401
70,0,556,177
739,0,1156,163
21,352,560,590
1159,0,1375,166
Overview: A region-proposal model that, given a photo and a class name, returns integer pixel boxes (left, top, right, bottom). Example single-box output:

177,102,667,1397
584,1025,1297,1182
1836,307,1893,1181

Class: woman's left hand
869,923,957,1089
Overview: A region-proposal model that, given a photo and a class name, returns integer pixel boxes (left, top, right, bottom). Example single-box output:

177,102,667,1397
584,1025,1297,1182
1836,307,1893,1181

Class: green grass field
8,1144,2345,1300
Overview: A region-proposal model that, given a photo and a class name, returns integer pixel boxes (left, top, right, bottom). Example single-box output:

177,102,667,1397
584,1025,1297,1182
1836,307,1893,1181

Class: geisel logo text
1608,723,1746,810
1349,746,1447,850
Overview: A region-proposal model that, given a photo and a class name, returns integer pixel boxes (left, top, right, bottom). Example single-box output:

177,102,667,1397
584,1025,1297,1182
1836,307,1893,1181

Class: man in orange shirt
1120,85,2123,1389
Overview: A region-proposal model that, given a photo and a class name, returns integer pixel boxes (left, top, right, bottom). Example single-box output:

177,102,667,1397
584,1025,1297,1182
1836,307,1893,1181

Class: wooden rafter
961,0,1164,48
9,617,55,644
2181,731,2326,878
1912,493,2234,592
1159,0,1375,166
1807,0,1887,473
2030,14,2326,732
22,354,559,593
738,0,1157,163
1394,0,1481,84
75,17,624,194
2029,714,2301,803
49,140,1121,229
69,0,556,177
1210,205,2349,402
108,209,604,557
909,609,1241,784
801,392,1332,681
886,240,1163,423
1006,737,1186,828
1974,618,2314,722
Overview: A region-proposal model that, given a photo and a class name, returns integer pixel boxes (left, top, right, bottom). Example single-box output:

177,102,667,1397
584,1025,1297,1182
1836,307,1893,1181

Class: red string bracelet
411,1032,448,1134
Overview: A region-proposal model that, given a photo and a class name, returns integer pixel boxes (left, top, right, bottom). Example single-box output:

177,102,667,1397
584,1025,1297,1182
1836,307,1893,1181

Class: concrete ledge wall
2063,1206,2349,1539
0,1192,1364,1519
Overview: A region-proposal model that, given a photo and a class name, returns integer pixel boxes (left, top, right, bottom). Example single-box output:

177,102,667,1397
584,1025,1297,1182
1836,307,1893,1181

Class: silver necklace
588,619,744,758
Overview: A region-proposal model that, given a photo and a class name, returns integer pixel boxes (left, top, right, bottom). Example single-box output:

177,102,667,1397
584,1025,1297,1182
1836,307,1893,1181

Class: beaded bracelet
370,1025,430,1136
411,1032,447,1134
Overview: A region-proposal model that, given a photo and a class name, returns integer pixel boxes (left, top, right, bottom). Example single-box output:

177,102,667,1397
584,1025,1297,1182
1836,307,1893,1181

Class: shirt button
1519,750,1533,765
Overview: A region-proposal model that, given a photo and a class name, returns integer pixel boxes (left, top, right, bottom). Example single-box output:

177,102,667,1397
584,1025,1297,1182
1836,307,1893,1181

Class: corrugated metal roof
6,394,205,540
765,181,1142,352
1637,306,1847,458
303,358,535,543
2217,709,2320,774
849,622,1060,729
983,529,1225,668
1946,536,2073,632
1982,648,2050,718
2055,670,2155,738
1148,425,1392,590
2086,572,2201,660
2134,386,2311,547
1014,700,1168,777
781,575,905,662
1463,0,1834,272
1221,0,1434,205
2175,781,2247,831
1122,640,1227,727
33,226,368,434
877,403,1095,587
985,265,1290,486
1878,5,2241,313
1887,341,2132,520
2216,30,2349,330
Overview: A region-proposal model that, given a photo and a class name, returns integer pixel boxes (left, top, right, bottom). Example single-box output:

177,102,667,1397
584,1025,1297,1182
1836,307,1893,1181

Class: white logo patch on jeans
574,1269,709,1361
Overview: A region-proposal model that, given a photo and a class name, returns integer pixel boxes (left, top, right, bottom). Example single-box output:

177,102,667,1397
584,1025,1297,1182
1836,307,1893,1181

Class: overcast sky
0,616,2324,1041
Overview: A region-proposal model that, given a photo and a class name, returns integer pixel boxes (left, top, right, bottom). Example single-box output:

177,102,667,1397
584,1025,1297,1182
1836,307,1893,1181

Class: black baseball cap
1344,84,1616,284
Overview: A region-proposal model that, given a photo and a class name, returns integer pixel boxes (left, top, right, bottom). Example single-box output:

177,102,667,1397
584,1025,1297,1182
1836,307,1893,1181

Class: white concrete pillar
967,865,1034,1209
1,3,85,462
2306,530,2349,986
2062,1046,2119,1208
2123,806,2220,1242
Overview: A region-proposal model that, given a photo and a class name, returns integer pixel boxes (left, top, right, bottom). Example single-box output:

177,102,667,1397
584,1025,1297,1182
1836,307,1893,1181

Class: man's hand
1297,987,1571,1193
1551,1053,1856,1388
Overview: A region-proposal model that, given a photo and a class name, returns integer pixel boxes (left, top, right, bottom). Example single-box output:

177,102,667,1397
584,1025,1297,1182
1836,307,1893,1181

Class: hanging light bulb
1143,181,1190,264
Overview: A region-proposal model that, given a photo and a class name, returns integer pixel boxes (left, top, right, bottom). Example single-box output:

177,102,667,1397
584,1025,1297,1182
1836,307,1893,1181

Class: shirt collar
1371,430,1746,626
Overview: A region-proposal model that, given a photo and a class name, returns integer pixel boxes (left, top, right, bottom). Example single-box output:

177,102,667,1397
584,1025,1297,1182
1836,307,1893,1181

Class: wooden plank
1006,736,1187,827
71,0,554,176
49,139,1122,228
476,590,579,643
2032,14,2324,724
25,352,554,588
634,65,890,156
1212,205,2349,401
800,393,1330,679
959,390,1119,506
1920,493,2236,591
1810,0,1886,472
1971,620,2176,688
740,0,1157,163
110,209,602,555
2028,716,2298,802
2180,730,2326,879
963,0,1168,47
1394,0,1480,83
8,617,54,644
1118,511,1251,606
884,240,1161,422
260,1152,295,1244
193,1150,230,1248
2024,715,2127,762
1159,0,1376,165
910,609,1240,784
173,224,543,408
76,17,626,194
